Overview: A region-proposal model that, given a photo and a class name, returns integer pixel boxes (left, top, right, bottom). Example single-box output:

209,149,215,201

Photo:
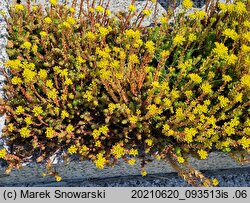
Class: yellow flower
64,77,73,85
147,104,162,116
177,156,185,163
145,139,153,147
47,88,58,100
8,124,14,132
38,69,47,79
55,175,62,182
143,9,151,16
241,44,250,53
46,80,54,88
129,115,138,124
159,16,168,24
234,93,243,103
46,127,55,139
86,31,96,41
94,153,106,169
129,149,138,156
226,54,238,65
95,5,104,13
24,117,33,125
128,158,136,166
201,82,213,94
61,110,69,119
241,75,250,88
22,41,32,49
66,124,74,133
235,1,247,14
15,4,24,11
99,26,109,38
32,44,38,52
182,0,193,9
195,11,207,19
105,9,111,16
160,50,170,58
189,73,202,84
79,145,89,154
62,22,71,28
239,137,250,149
173,34,186,46
44,17,52,24
218,96,230,108
69,7,76,13
188,33,196,42
212,178,219,186
20,127,30,138
83,90,93,102
0,148,7,159
222,75,232,82
128,4,136,12
49,0,57,6
112,144,125,158
68,145,77,154
141,170,147,176
99,125,108,135
33,106,43,116
184,127,197,143
213,42,228,59
222,29,239,41
40,31,47,38
197,149,208,159
5,59,21,70
185,90,193,98
22,69,36,83
243,21,250,29
67,17,75,25
145,41,155,54
15,106,25,115
129,54,140,64
163,123,170,132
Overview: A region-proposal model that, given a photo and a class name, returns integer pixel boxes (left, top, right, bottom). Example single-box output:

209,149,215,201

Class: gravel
1,167,250,187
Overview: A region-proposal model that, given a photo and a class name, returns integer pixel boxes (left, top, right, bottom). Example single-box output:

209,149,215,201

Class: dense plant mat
0,0,249,186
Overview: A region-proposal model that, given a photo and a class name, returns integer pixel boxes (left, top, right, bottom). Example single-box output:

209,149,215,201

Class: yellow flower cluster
128,4,136,12
173,34,186,46
44,17,52,24
184,127,197,143
189,73,202,84
241,75,250,88
147,104,162,116
201,82,213,94
182,0,193,9
49,0,57,6
46,127,54,139
22,68,36,83
94,153,106,169
213,42,228,59
0,148,7,159
145,41,155,54
15,106,25,115
5,59,21,70
197,149,208,159
222,29,238,41
14,4,24,11
112,143,125,158
33,106,43,116
68,145,77,154
66,124,74,133
20,127,30,138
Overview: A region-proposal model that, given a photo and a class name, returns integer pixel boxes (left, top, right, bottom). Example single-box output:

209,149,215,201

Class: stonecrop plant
0,0,249,186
